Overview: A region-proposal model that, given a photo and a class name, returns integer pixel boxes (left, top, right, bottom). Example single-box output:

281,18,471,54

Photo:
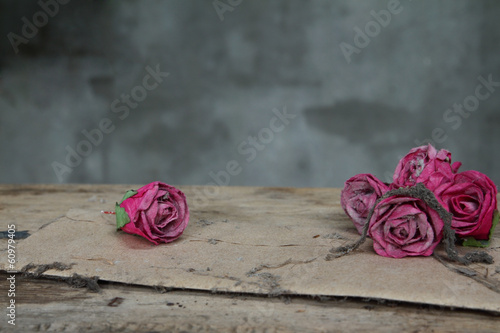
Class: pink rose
434,170,498,240
115,181,189,244
368,196,444,258
392,144,461,191
341,174,390,234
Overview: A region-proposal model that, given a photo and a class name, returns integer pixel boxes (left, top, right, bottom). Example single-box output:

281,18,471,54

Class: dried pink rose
341,174,389,234
392,144,461,191
434,170,498,240
368,196,444,258
115,181,189,244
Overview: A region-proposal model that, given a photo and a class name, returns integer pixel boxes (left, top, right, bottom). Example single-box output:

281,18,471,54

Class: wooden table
0,185,499,332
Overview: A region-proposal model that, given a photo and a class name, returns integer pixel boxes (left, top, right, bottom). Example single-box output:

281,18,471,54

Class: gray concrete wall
1,0,499,187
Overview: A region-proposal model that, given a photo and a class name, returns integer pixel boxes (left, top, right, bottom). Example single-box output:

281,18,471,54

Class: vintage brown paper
4,186,500,312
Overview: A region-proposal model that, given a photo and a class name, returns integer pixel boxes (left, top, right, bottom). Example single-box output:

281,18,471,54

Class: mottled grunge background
1,0,499,187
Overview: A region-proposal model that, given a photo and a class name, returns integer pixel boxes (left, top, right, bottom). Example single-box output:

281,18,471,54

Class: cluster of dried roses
341,144,498,258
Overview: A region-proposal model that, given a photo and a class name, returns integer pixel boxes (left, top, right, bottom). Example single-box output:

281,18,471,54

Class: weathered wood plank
1,273,499,333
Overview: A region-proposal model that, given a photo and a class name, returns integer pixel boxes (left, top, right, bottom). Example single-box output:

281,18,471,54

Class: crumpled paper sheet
5,186,500,312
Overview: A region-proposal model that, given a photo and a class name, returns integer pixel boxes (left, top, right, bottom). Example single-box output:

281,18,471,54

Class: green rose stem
327,183,493,265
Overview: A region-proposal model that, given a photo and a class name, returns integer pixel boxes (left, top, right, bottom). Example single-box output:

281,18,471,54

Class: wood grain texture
1,273,499,333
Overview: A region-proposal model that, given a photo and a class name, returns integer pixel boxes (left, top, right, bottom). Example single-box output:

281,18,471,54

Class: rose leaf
115,203,131,230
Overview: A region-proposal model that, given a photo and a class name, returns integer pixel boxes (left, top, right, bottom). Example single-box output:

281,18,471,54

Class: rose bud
368,196,444,258
115,181,189,244
434,170,498,240
392,144,462,191
341,174,390,234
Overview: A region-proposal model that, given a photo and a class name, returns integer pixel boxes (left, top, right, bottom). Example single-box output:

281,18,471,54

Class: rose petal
434,170,497,239
392,144,458,191
341,174,389,234
117,181,190,244
369,195,444,258
121,218,160,245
